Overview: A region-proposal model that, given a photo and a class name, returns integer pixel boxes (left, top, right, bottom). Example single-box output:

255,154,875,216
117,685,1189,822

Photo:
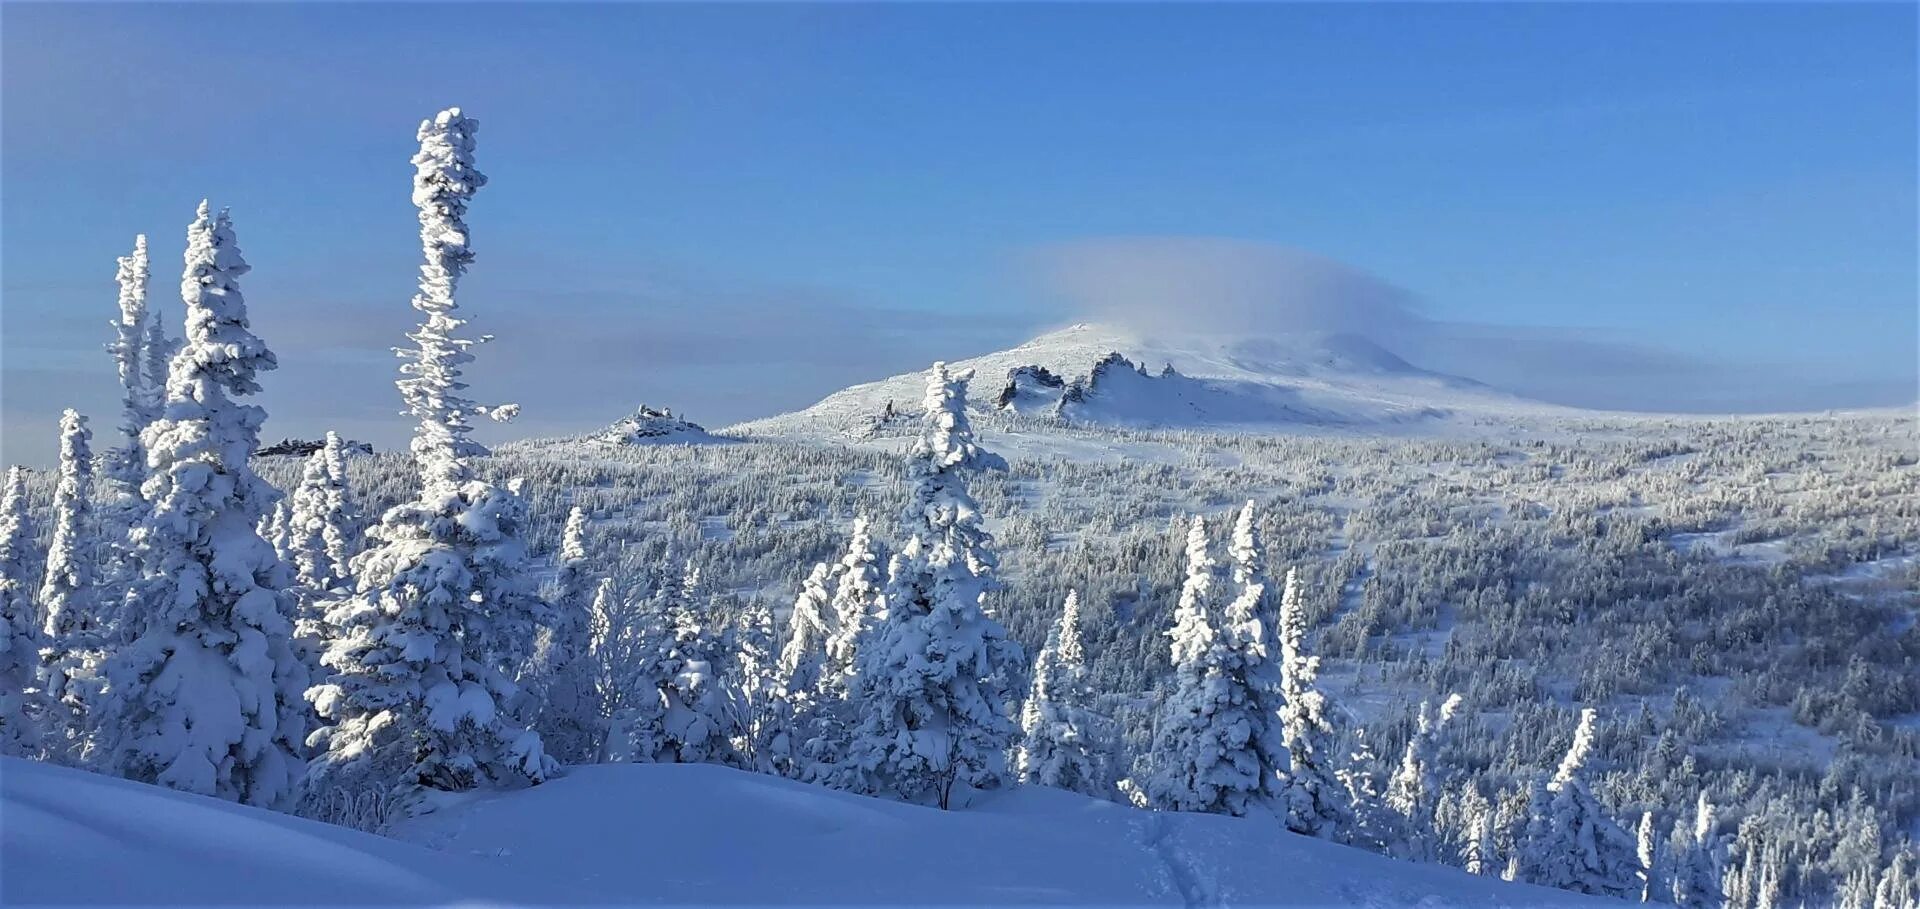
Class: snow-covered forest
1,107,1915,908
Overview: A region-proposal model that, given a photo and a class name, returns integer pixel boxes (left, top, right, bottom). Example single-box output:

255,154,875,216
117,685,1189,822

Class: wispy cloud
1030,236,1915,413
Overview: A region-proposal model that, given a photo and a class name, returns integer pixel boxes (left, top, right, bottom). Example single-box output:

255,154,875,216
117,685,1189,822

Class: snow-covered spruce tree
285,431,361,595
530,505,597,765
1671,792,1727,909
793,518,888,779
101,234,156,604
1639,810,1669,904
0,467,43,757
822,517,884,694
653,573,741,766
38,409,104,760
1337,728,1395,853
1273,566,1355,839
1132,515,1267,815
841,363,1016,808
771,560,835,777
584,578,653,762
100,203,308,808
778,561,835,709
305,108,554,799
1014,589,1106,795
1458,784,1499,876
105,236,155,491
726,597,781,772
1386,693,1463,860
1530,708,1640,898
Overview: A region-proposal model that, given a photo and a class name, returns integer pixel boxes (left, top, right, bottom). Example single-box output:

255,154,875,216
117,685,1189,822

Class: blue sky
3,2,1914,464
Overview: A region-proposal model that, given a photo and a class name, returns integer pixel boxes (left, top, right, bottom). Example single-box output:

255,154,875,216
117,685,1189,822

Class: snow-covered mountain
728,323,1570,440
2,756,1615,906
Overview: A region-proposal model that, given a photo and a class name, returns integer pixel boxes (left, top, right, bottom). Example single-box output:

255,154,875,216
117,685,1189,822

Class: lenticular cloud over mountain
1037,237,1428,338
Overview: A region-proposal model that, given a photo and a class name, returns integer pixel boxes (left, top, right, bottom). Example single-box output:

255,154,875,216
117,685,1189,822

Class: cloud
1034,237,1426,337
1030,236,1915,413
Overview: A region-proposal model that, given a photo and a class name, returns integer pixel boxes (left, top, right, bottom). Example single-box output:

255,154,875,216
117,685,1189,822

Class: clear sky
3,2,1915,465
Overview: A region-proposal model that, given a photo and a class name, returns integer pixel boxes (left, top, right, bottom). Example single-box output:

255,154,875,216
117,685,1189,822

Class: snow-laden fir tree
0,467,43,757
101,234,155,594
1459,784,1499,876
1337,728,1395,853
1273,564,1354,839
306,109,554,798
1132,515,1273,815
1639,810,1668,904
1527,708,1640,898
726,597,781,772
1386,692,1463,860
1670,792,1726,909
789,520,887,780
37,409,103,759
652,570,741,766
100,203,308,808
822,517,884,695
105,235,155,485
1217,503,1291,813
530,505,597,765
258,498,293,566
285,431,360,595
583,578,652,762
1015,589,1107,795
777,561,835,708
841,363,1016,808
605,566,738,766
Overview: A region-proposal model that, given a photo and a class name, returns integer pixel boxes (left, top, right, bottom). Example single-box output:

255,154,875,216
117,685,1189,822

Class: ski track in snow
1138,808,1217,908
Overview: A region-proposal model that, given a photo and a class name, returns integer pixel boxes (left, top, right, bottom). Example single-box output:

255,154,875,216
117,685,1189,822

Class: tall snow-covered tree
842,363,1016,808
1133,515,1276,816
822,517,884,696
105,235,155,492
1273,565,1354,839
530,505,597,765
38,409,104,759
1638,810,1669,904
786,520,887,781
1387,693,1463,860
1459,784,1500,876
100,202,308,808
777,561,835,706
0,467,43,757
1528,708,1640,898
1671,792,1726,909
306,108,554,799
1015,589,1107,795
653,575,741,766
727,597,781,772
605,565,738,767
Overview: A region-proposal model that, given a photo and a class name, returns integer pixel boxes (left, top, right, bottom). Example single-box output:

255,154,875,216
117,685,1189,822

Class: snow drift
4,756,1618,906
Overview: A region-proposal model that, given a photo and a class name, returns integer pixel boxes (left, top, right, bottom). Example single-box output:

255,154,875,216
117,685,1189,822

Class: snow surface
4,755,1621,906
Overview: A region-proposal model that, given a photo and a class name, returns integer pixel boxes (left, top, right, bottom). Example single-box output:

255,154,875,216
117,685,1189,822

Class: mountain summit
731,323,1563,439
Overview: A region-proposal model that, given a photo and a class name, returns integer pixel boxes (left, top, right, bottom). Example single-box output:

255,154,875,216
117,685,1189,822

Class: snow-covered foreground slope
3,756,1619,906
729,323,1571,440
0,757,529,906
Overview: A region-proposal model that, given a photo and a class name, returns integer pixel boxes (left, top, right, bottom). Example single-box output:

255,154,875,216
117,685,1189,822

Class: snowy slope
0,756,1624,906
397,763,1620,906
0,757,532,906
728,323,1570,440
